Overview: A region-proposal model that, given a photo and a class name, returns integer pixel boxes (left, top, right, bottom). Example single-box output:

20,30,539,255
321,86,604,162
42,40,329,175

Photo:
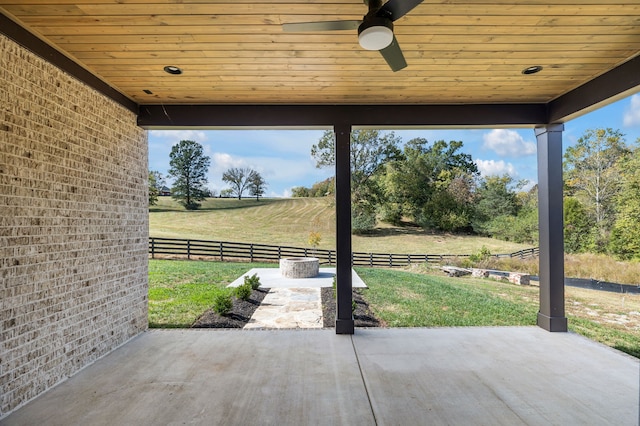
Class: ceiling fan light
358,18,394,50
359,26,393,50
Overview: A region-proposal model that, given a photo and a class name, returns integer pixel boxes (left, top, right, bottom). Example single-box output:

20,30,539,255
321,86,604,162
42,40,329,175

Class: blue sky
148,93,640,197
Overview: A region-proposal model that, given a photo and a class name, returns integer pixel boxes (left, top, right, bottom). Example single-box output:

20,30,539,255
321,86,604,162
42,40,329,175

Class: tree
564,197,595,253
383,138,478,231
148,170,165,206
311,130,401,192
248,172,267,201
563,128,630,250
608,145,640,259
290,178,335,198
168,140,211,210
222,167,258,200
311,129,402,231
291,186,310,197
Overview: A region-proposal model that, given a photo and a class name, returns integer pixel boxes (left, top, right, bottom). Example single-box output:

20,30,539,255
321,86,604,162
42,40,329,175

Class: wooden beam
547,54,640,123
138,103,548,128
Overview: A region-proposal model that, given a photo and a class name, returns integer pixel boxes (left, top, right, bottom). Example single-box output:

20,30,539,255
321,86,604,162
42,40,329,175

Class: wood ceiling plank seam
41,33,640,43
70,50,635,59
15,15,640,27
51,43,640,52
3,4,640,17
31,25,640,37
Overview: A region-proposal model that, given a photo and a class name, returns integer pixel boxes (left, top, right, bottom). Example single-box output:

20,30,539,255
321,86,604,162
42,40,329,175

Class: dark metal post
335,124,354,334
535,124,568,332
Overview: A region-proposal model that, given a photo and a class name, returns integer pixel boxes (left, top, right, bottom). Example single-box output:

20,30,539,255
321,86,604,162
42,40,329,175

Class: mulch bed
190,287,382,329
191,288,270,328
321,287,383,328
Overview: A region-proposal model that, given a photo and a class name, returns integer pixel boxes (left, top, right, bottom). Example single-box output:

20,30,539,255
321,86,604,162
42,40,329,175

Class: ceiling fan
282,0,424,72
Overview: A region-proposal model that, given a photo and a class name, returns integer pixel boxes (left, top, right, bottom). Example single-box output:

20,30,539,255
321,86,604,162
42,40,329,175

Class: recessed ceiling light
522,65,543,75
163,66,182,75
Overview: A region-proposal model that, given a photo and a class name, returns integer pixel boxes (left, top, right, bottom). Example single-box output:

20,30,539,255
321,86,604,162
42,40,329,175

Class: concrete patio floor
1,327,638,426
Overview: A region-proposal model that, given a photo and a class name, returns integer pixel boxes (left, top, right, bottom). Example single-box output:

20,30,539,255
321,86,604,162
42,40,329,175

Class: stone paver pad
243,288,323,329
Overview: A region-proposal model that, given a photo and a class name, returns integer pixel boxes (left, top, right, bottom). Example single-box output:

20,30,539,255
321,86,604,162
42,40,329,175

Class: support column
334,124,354,334
535,124,568,332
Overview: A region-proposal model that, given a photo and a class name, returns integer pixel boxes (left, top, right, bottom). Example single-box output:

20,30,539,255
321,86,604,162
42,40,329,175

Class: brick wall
0,35,148,416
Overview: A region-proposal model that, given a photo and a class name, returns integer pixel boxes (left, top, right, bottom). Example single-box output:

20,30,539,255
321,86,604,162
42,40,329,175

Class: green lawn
148,259,640,359
150,197,531,255
356,267,538,327
148,259,275,327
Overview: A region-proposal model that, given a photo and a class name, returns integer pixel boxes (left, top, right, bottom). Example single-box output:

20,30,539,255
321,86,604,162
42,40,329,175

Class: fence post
278,246,281,260
369,253,373,267
389,254,393,267
250,244,254,262
220,242,224,261
150,238,155,259
187,240,191,260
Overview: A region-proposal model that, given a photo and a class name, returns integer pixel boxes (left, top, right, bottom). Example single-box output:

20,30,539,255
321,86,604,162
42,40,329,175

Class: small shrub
235,282,252,301
308,231,322,249
213,292,233,316
244,273,261,290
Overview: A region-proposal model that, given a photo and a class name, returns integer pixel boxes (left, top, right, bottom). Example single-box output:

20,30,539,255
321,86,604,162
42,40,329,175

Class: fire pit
279,257,319,279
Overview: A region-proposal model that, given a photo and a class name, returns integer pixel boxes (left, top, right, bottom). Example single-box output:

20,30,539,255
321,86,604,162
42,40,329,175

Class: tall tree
311,129,402,231
564,197,595,253
168,140,211,210
222,167,258,200
563,128,630,250
474,176,534,242
475,175,520,223
148,170,164,206
384,138,478,231
248,172,267,201
608,145,640,259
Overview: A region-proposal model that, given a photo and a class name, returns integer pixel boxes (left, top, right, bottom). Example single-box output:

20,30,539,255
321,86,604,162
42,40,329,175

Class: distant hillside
149,197,531,255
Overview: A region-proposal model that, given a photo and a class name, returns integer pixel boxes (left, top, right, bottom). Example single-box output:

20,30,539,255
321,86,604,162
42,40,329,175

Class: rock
441,266,472,277
509,273,531,285
471,269,489,278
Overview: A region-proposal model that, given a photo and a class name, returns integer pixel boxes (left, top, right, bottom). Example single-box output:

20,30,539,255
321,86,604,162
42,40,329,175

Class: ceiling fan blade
379,36,407,72
378,0,424,21
282,20,361,32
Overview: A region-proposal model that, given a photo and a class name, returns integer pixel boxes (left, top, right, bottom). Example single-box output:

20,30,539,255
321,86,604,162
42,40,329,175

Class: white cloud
150,130,208,143
482,129,536,157
623,94,640,127
475,159,517,178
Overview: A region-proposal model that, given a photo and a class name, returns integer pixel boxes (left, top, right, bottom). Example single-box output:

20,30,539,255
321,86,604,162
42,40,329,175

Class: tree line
149,131,640,260
292,128,640,260
149,140,268,210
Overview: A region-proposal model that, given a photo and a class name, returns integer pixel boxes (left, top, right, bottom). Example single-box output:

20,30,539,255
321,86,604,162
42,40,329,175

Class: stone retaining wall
0,35,148,416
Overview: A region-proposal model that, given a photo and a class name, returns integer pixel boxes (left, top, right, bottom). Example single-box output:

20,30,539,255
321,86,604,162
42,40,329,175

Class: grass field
148,259,640,358
150,197,530,255
148,259,275,327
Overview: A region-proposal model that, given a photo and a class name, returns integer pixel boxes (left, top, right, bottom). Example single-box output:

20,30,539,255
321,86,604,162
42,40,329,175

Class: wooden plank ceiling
1,0,640,107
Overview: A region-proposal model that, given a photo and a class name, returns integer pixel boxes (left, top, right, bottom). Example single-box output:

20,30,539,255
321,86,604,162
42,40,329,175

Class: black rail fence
149,237,539,268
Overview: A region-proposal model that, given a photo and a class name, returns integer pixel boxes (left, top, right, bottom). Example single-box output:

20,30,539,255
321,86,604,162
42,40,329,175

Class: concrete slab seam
350,334,379,426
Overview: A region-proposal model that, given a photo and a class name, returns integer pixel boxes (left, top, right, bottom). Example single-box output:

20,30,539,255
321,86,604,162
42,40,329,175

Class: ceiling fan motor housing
358,16,394,50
